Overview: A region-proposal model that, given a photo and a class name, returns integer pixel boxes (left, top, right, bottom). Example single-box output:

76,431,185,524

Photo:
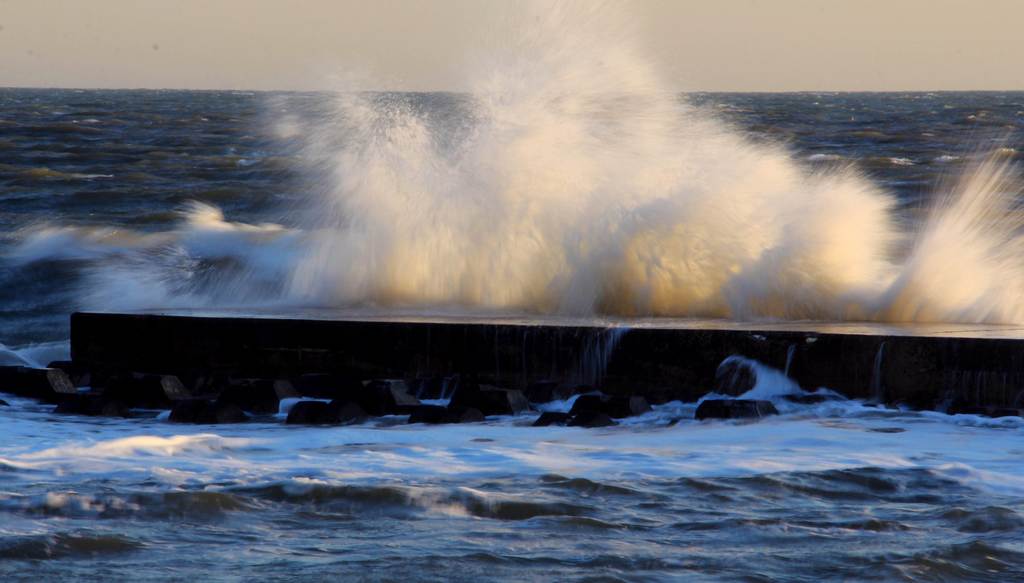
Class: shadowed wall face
1,0,1022,91
69,312,1024,410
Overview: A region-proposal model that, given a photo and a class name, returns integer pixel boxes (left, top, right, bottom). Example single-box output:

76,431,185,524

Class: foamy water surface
1,390,1024,581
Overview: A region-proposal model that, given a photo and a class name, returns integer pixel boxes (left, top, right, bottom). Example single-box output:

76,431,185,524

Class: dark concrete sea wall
68,312,1024,410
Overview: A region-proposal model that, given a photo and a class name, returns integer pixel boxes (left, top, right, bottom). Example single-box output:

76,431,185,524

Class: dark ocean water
0,90,1023,581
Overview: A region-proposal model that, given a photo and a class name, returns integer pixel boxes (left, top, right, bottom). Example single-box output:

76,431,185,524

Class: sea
1,89,1023,581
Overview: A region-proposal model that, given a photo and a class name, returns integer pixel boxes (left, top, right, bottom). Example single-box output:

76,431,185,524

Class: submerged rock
695,399,779,420
449,382,529,416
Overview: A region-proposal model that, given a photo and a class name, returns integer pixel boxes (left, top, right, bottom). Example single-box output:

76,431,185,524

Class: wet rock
406,405,447,424
54,394,130,418
272,380,301,400
46,360,91,387
0,366,77,403
285,400,367,425
215,379,282,414
695,399,778,420
714,357,757,396
292,373,363,399
407,405,484,424
896,388,938,411
158,375,193,401
532,411,572,427
327,400,370,424
449,382,529,416
947,404,988,416
569,394,651,418
525,381,560,403
946,404,1023,418
357,380,420,415
524,381,585,404
285,401,334,424
100,373,178,409
567,411,617,428
409,376,445,399
782,392,844,405
169,399,247,424
449,406,485,423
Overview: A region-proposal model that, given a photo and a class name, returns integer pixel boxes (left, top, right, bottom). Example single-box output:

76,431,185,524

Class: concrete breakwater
57,311,1024,416
3,311,1024,424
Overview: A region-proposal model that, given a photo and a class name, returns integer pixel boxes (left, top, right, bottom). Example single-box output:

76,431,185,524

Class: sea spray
6,1,1023,326
283,0,1024,323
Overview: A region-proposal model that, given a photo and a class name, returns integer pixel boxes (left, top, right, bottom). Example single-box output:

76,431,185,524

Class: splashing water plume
25,1,1020,324
280,1,1024,324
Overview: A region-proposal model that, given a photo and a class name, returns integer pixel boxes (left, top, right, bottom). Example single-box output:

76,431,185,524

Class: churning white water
13,1,1024,324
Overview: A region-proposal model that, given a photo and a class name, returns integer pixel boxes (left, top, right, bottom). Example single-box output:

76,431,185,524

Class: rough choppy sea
1,89,1023,581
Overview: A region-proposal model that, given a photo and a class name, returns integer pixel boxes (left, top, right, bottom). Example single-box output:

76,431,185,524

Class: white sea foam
24,433,257,460
1,400,1022,495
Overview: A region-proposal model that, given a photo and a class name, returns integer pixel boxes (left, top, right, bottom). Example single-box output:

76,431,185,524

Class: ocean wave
0,341,66,368
5,203,301,310
233,481,592,521
806,153,844,162
11,166,113,181
0,532,142,560
24,433,259,460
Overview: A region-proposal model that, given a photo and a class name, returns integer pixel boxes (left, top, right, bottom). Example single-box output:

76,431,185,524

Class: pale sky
1,0,1022,91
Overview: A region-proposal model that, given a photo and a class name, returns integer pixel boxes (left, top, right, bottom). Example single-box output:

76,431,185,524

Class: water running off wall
11,0,1024,325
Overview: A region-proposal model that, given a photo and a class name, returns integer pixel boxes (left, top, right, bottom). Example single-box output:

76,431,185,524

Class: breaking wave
8,1,1024,324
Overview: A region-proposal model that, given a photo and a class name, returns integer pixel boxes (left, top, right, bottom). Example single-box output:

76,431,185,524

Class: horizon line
3,84,1024,94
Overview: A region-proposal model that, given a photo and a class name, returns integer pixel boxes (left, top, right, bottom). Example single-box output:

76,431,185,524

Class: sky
1,0,1022,92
